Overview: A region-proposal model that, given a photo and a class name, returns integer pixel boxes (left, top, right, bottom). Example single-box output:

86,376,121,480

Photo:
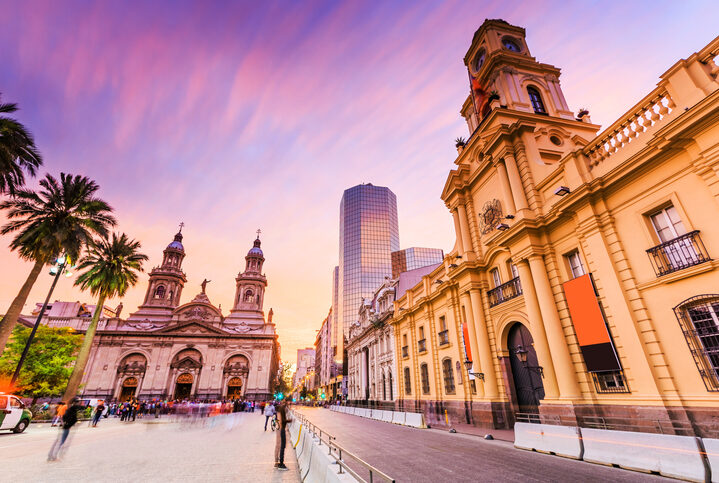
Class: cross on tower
256,228,261,238
179,222,185,233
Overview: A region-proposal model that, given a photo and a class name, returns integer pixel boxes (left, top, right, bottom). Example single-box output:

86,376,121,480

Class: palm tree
0,173,116,353
63,233,147,400
0,98,43,195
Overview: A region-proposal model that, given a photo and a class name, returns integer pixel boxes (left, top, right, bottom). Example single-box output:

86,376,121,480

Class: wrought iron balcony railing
438,330,449,346
417,339,427,353
487,277,523,307
401,346,409,359
646,230,710,277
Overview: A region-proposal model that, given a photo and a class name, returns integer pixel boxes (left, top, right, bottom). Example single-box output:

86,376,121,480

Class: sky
0,0,716,365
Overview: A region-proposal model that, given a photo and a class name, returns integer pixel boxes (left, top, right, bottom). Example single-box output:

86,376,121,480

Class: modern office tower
337,184,399,339
391,247,445,278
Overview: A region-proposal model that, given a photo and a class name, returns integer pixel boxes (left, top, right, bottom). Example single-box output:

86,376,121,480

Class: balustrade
487,277,523,307
646,230,710,277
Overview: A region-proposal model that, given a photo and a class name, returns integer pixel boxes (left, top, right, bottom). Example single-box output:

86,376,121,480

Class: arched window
403,367,411,395
442,358,456,394
382,373,386,400
388,371,394,400
420,363,430,395
244,290,254,303
154,285,166,299
674,295,719,391
527,86,546,114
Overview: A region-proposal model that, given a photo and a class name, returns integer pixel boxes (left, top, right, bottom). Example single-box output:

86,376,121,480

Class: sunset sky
0,0,715,364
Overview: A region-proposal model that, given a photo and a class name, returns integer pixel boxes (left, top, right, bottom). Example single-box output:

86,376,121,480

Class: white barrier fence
329,405,426,429
514,422,714,482
290,411,395,483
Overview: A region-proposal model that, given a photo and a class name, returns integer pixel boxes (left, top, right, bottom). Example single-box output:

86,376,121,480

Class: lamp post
11,255,74,385
464,359,484,381
514,345,544,377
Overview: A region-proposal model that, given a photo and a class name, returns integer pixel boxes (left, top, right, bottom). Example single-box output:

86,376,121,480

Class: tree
0,173,116,354
0,324,82,402
0,98,43,196
274,361,294,397
63,232,147,400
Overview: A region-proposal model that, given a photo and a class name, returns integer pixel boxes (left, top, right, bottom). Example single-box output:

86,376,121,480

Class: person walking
274,400,291,471
92,400,105,427
263,401,276,431
51,401,66,427
48,397,84,461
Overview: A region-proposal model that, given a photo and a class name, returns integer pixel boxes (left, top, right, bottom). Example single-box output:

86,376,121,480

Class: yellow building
392,19,719,435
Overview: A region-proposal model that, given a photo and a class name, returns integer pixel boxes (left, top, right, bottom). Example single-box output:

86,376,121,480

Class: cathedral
25,228,281,402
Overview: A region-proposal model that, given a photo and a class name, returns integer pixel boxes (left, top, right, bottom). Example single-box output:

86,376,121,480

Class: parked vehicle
0,393,32,433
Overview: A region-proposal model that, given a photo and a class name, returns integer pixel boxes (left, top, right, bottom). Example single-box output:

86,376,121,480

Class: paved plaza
295,407,666,482
0,412,299,482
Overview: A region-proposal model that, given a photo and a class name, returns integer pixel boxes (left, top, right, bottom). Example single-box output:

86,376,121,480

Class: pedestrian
51,401,66,427
48,397,84,461
92,400,105,427
263,401,276,431
274,400,291,471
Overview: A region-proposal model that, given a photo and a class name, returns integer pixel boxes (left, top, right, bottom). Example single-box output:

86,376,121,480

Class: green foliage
275,362,294,396
0,98,43,196
0,324,82,399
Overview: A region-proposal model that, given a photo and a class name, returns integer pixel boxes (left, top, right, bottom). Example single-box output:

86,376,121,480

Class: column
515,260,559,399
456,204,474,256
452,209,466,255
495,162,517,214
459,292,484,398
468,289,498,398
503,154,529,210
527,255,580,399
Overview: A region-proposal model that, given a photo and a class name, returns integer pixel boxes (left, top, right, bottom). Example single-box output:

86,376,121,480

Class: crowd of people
45,395,293,471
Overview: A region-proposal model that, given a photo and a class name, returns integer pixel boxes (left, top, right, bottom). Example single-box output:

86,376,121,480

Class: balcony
438,330,449,346
417,339,427,353
401,346,409,358
646,231,710,277
487,277,523,307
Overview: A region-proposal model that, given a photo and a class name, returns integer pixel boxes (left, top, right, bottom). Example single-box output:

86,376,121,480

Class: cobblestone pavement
0,412,299,482
295,407,667,482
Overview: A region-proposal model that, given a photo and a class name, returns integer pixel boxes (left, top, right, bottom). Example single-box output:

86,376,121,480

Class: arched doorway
227,377,243,399
174,373,194,400
508,323,545,413
120,377,138,401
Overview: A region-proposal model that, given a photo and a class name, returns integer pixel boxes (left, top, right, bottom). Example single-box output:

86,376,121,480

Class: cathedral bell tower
461,19,576,133
128,225,187,321
225,232,268,326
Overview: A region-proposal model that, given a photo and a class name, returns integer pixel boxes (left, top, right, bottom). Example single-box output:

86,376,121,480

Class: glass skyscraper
338,184,399,339
391,247,445,278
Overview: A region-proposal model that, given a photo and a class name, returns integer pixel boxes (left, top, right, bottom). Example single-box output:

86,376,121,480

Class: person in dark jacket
92,401,105,427
48,397,84,461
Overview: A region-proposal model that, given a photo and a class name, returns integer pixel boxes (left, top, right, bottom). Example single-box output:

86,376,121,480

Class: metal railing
417,339,426,353
292,410,395,483
646,230,710,277
438,330,449,346
487,277,522,307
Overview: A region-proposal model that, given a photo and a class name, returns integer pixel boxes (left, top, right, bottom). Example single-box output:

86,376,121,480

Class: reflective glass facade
391,247,445,278
338,184,399,339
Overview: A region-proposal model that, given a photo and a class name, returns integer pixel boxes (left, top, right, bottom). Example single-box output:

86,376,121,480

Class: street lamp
11,255,75,385
464,359,484,381
514,345,544,377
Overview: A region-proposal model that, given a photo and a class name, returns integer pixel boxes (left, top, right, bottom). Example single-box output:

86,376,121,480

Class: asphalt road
0,412,299,482
294,406,666,482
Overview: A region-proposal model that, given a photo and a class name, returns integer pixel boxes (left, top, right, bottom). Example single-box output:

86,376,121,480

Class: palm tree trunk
0,259,44,354
63,293,106,401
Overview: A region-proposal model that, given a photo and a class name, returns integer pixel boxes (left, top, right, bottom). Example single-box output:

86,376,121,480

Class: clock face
503,39,520,52
479,199,503,234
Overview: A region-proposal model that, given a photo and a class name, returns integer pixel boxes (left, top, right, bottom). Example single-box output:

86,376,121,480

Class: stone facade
24,229,280,402
392,19,719,436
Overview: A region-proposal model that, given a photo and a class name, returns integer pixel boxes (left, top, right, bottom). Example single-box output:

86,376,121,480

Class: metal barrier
292,410,395,483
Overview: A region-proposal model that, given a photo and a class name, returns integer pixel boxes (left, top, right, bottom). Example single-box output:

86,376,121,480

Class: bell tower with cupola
225,231,268,326
461,19,576,133
127,224,188,322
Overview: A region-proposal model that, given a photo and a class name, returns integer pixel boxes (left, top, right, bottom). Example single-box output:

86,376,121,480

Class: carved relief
182,306,212,320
